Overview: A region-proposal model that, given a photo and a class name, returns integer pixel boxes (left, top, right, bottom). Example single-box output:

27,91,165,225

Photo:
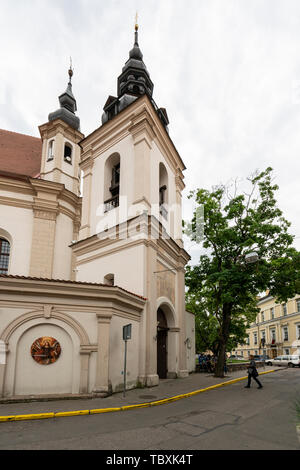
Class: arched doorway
157,307,169,379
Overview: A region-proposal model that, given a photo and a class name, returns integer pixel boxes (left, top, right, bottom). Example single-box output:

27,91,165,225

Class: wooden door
157,329,167,379
157,308,168,379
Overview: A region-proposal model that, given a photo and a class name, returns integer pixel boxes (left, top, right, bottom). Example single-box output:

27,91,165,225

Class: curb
0,369,276,423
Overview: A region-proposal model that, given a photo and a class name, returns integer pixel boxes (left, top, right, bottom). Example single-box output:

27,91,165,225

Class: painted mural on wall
30,337,61,365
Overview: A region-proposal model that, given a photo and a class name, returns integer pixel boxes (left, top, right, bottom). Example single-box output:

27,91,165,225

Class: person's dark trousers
246,374,262,388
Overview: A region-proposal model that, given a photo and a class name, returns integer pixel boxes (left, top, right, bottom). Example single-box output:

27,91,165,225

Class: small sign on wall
123,324,132,341
122,324,132,398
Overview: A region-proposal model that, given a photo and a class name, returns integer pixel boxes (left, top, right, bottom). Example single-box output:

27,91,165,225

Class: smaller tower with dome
39,64,84,195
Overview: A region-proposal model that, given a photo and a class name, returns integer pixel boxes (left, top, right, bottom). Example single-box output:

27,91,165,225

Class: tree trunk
214,305,232,378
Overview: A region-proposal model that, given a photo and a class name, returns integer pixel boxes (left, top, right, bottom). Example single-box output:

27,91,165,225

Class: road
0,368,299,451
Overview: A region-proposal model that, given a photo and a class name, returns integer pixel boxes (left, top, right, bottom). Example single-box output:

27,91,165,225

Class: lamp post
245,252,259,264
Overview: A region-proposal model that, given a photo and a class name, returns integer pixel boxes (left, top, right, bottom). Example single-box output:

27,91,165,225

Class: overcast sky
0,0,299,262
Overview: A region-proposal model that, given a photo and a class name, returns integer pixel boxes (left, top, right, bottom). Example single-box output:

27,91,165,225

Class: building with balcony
233,295,300,358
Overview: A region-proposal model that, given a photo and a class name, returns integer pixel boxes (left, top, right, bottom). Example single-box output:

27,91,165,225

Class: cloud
0,0,299,257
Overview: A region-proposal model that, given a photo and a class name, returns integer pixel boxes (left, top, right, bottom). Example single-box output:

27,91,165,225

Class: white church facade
0,25,195,398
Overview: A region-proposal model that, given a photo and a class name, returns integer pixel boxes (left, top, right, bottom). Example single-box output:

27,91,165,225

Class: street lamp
245,252,259,264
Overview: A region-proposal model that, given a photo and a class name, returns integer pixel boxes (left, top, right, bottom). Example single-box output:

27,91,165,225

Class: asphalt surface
0,367,299,450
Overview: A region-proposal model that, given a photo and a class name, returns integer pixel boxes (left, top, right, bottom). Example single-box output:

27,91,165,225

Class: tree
186,289,258,357
185,167,300,377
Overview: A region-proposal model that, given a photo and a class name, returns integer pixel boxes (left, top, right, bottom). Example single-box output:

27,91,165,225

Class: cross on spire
68,57,73,84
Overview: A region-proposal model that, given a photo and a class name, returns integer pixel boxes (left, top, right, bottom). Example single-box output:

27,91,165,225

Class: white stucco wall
76,243,146,297
52,213,74,280
109,315,141,392
0,205,33,276
0,306,99,396
14,323,74,395
2,314,82,397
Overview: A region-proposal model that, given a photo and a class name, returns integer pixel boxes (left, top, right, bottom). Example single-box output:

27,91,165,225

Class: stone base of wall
0,393,94,404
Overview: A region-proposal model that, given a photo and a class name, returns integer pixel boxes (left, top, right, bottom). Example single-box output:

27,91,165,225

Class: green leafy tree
186,292,258,357
185,168,300,377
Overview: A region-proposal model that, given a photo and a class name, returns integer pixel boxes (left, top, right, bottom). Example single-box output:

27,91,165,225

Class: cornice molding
73,214,190,266
0,276,146,311
79,95,186,175
39,118,84,142
129,109,156,149
0,195,33,210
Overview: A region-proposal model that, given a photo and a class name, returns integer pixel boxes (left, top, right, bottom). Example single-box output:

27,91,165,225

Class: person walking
245,355,263,389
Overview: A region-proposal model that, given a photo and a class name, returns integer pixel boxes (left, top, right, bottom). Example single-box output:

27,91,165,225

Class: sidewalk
0,366,279,421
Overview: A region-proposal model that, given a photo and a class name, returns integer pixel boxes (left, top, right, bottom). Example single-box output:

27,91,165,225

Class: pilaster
144,242,159,387
79,154,93,240
93,312,113,394
0,342,8,398
177,266,188,377
29,209,57,278
129,111,155,210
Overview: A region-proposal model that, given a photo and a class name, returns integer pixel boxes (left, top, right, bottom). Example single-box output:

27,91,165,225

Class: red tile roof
0,129,42,177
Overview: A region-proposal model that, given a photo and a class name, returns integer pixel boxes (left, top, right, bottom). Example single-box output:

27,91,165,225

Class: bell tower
73,23,190,386
39,65,84,195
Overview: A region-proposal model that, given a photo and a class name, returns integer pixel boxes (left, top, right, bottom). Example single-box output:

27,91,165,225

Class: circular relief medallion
31,337,61,365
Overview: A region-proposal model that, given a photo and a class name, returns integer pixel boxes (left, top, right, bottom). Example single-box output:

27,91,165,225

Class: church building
0,24,195,398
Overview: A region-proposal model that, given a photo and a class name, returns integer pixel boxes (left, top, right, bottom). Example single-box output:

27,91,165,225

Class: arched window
64,143,72,164
0,238,10,274
104,153,120,212
47,140,54,161
159,163,168,220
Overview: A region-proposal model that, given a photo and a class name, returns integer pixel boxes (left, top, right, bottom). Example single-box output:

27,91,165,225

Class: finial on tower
134,12,139,46
68,57,73,84
48,56,80,130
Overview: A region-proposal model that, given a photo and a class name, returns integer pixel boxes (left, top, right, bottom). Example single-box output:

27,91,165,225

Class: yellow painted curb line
0,412,55,422
0,369,276,423
90,407,121,415
54,410,90,418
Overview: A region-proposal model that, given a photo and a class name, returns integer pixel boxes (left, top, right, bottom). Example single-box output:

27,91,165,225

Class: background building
234,295,300,358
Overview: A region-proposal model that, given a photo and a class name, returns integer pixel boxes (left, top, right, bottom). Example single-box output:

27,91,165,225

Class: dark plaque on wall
31,337,61,365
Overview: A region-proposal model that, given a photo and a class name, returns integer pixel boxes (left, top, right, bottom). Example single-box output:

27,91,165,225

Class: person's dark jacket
247,359,259,377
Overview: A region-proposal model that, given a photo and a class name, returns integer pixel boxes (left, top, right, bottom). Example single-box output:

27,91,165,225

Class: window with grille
0,238,10,274
104,155,120,212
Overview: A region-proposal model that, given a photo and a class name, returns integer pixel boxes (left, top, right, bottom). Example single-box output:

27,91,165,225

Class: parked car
228,355,245,361
265,355,300,367
253,354,270,361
